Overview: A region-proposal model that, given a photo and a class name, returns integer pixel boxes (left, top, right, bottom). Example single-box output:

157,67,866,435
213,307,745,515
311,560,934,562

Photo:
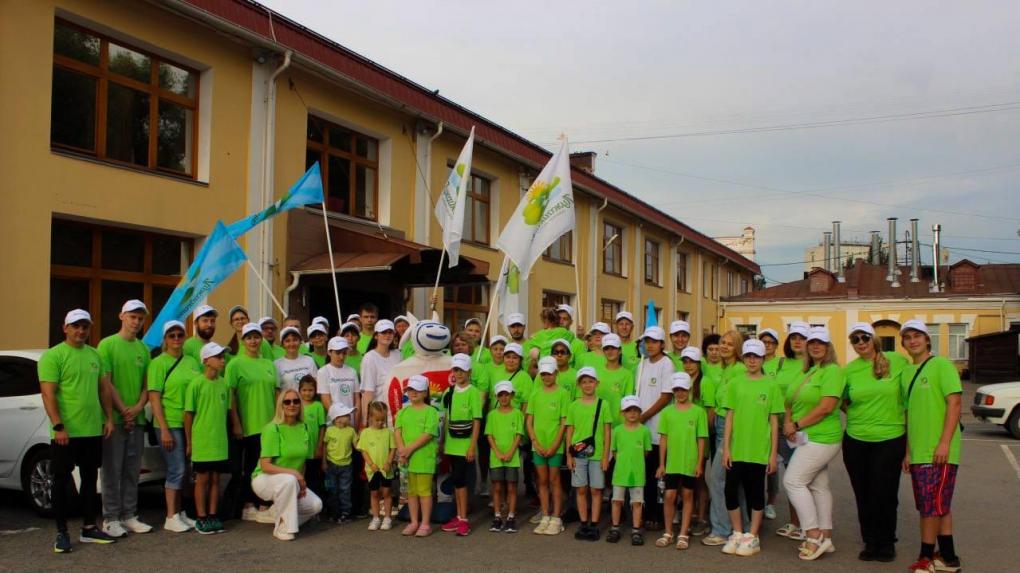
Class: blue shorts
159,428,187,490
571,458,605,489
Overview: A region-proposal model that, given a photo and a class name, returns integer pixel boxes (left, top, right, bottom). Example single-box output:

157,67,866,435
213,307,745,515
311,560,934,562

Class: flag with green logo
434,127,475,267
225,162,324,239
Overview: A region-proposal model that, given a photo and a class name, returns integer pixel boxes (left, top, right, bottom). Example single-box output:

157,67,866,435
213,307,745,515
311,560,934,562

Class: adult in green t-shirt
258,316,285,360
613,311,639,370
183,304,219,363
781,327,845,560
250,388,322,541
899,320,963,571
841,322,910,560
666,320,692,371
338,322,362,373
39,309,115,551
97,299,153,536
147,320,201,532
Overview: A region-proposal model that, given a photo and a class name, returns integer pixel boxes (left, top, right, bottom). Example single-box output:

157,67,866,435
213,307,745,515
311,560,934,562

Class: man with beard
184,305,218,363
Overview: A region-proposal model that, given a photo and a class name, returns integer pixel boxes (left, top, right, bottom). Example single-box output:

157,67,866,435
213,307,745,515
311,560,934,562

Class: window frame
542,290,573,312
543,231,573,263
676,250,689,292
463,170,491,246
948,323,968,360
644,238,661,286
600,298,623,324
442,285,488,333
307,115,380,221
602,221,624,276
50,18,200,178
926,323,941,356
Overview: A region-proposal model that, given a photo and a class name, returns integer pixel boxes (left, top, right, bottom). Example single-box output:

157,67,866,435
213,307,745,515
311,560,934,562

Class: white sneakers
534,516,551,535
722,531,742,554
163,514,191,533
764,504,777,520
255,508,276,524
102,520,128,538
241,505,259,522
177,512,197,529
736,534,761,556
122,517,153,534
380,517,393,531
543,517,564,535
273,530,295,541
368,517,382,531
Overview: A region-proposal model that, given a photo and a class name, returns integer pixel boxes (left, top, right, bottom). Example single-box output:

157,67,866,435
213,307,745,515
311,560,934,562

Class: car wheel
1007,407,1020,440
20,448,74,518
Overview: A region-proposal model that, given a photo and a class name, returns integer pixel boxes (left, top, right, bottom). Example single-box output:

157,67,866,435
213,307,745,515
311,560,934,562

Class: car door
0,356,46,479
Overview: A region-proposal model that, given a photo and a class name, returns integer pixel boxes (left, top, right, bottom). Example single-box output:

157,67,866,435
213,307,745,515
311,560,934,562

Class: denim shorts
159,428,187,490
490,466,520,482
571,458,605,489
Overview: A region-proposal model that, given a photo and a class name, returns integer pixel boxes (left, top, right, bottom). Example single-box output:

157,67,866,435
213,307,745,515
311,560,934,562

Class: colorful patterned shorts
909,463,958,518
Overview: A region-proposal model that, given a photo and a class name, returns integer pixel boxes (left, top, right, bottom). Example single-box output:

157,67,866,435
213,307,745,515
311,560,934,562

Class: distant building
715,227,756,262
805,241,871,275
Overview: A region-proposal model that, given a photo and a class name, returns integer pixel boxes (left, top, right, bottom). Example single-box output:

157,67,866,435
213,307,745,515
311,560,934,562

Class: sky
262,0,1020,283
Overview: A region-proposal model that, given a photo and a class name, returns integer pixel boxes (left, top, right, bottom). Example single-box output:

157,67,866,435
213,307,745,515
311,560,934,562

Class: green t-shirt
357,427,396,478
302,348,328,369
593,364,634,424
713,362,746,415
400,340,416,360
565,398,612,461
555,367,577,397
356,332,372,355
37,342,104,438
303,400,326,459
659,403,709,476
526,384,570,453
443,385,483,456
526,327,574,359
226,354,278,437
774,357,804,396
470,369,489,395
395,404,440,474
97,334,151,425
183,336,209,363
668,351,684,372
724,375,784,464
844,352,909,442
621,340,639,370
253,421,311,477
488,368,533,412
184,374,230,462
576,351,606,371
763,356,782,377
148,352,201,429
786,363,846,445
485,408,525,468
902,356,962,465
259,339,284,361
345,352,362,374
700,368,720,412
611,424,652,487
324,424,357,465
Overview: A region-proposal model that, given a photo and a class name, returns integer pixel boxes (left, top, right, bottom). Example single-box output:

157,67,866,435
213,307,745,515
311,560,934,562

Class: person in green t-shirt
322,402,357,522
613,311,639,369
339,322,363,373
96,299,153,537
357,303,379,355
358,401,396,530
576,322,610,370
147,320,201,533
184,342,231,534
485,381,525,533
526,359,569,533
781,326,845,560
667,320,692,371
298,376,326,501
304,323,329,368
595,334,634,424
899,320,963,571
250,388,322,541
550,339,578,397
607,395,651,546
183,305,220,363
769,323,808,533
258,316,285,360
565,367,613,540
441,354,483,535
759,328,781,376
676,346,712,537
655,372,708,550
395,375,440,537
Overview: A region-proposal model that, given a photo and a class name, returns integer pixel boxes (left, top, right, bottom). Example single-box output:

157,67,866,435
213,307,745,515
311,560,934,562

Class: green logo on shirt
757,394,768,404
650,377,658,387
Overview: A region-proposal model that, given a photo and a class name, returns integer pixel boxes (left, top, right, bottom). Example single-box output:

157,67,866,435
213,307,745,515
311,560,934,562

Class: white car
0,350,166,515
972,381,1020,439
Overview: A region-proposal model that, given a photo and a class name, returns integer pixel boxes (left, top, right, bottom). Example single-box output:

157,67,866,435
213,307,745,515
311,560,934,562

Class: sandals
776,523,798,537
798,536,833,561
676,535,690,550
655,533,675,547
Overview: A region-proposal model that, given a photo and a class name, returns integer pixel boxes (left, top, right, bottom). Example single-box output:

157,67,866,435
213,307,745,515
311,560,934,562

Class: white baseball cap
504,342,523,356
601,333,622,349
451,353,472,371
588,322,611,335
464,317,483,328
670,371,692,391
64,309,93,325
807,326,831,344
328,403,355,422
374,319,395,333
489,335,508,347
345,313,361,323
121,299,148,314
849,322,876,337
900,319,929,336
758,328,779,342
279,326,301,340
551,338,572,354
642,326,666,341
615,311,634,323
669,320,691,335
537,357,558,375
493,381,515,395
620,395,641,411
406,375,429,392
788,321,810,338
193,304,218,319
576,366,598,381
162,320,186,336
327,337,349,352
312,316,330,328
307,323,328,337
680,346,702,362
556,304,574,317
394,315,410,325
228,305,248,318
742,339,766,357
200,342,227,361
258,316,278,327
506,312,526,326
241,323,262,338
340,321,361,334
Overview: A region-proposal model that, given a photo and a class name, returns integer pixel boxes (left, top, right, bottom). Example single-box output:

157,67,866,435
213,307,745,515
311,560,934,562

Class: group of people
39,299,963,573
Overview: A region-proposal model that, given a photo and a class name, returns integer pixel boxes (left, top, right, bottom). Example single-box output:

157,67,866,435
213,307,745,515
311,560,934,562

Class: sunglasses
282,399,300,406
166,332,185,339
850,334,872,344
552,350,569,356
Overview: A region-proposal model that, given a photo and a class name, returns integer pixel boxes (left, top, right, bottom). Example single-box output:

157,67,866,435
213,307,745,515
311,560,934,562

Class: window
740,278,749,294
457,170,491,245
702,261,710,298
544,231,572,263
542,290,572,311
51,20,199,177
0,357,40,398
736,324,757,338
644,239,661,285
600,299,623,324
879,336,896,352
926,323,941,356
949,323,968,360
603,221,623,275
676,251,689,292
50,219,191,346
307,116,379,220
676,311,689,321
727,272,735,296
443,285,487,333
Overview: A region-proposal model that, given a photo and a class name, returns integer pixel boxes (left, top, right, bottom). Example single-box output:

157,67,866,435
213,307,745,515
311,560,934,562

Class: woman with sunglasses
147,320,201,533
250,389,322,540
842,322,909,562
774,322,809,539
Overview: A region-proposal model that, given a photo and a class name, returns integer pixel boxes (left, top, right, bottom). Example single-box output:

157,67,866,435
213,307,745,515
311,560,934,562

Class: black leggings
240,434,262,505
725,462,766,512
449,455,469,489
51,437,102,533
842,433,905,547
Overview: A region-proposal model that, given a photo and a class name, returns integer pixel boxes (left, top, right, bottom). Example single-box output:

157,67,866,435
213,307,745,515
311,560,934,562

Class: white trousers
782,441,841,532
251,473,322,536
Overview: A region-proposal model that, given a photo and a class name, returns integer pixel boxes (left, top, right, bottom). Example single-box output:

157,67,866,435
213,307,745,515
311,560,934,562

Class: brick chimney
808,267,836,293
569,151,597,174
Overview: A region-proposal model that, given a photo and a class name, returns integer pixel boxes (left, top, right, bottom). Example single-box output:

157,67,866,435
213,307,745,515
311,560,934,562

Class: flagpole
573,259,583,333
430,248,447,311
244,258,286,318
475,256,508,361
320,202,343,324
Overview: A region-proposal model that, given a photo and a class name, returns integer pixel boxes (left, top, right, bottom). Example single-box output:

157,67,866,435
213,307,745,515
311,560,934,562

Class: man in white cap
634,325,676,529
40,309,117,552
614,311,639,367
506,312,528,346
258,316,283,360
667,320,692,371
97,299,154,537
184,304,218,363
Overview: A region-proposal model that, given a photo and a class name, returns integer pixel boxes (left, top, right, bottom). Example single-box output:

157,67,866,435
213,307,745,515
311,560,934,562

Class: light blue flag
225,162,324,239
143,221,248,348
638,299,658,358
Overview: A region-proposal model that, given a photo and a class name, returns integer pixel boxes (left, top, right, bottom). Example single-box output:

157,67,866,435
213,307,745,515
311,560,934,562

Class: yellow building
721,260,1020,371
0,0,758,350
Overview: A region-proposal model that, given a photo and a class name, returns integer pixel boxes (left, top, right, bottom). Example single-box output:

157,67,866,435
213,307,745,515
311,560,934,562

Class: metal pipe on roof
910,218,921,283
833,221,843,281
932,224,943,292
822,232,832,272
869,231,881,265
887,218,900,287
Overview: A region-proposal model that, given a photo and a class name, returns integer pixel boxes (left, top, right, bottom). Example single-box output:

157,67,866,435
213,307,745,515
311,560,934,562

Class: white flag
495,138,575,276
494,257,522,326
434,126,475,267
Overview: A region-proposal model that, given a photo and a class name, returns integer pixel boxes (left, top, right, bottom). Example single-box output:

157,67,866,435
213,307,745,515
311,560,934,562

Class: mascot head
412,320,451,356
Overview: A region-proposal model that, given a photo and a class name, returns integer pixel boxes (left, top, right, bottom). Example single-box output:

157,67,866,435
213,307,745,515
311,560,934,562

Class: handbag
444,389,475,439
570,399,603,459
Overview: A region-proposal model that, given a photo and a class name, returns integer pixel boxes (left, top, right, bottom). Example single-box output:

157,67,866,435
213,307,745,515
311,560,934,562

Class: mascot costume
386,314,461,523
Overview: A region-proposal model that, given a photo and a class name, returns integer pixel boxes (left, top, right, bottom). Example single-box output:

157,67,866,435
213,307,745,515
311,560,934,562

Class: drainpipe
283,270,303,316
424,122,444,246
259,50,291,317
591,196,608,324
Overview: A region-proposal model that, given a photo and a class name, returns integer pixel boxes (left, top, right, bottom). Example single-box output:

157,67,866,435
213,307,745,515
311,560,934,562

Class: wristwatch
53,423,65,432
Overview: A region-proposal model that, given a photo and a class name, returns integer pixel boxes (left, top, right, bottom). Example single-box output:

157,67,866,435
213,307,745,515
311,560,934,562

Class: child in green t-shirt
440,354,483,536
357,401,396,531
299,376,327,500
526,358,569,535
607,395,651,546
323,403,357,523
184,342,230,534
394,375,440,537
485,381,524,533
565,367,612,541
655,372,708,550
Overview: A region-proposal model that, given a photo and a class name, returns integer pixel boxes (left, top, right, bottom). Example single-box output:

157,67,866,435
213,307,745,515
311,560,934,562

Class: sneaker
102,520,127,539
875,544,896,563
338,513,352,524
503,517,517,533
368,517,382,531
529,512,544,525
122,517,153,534
702,533,728,546
441,516,463,532
80,527,116,544
273,530,295,541
163,514,191,533
722,531,743,555
177,512,197,529
631,529,645,546
490,517,503,532
54,532,72,554
195,518,217,535
210,517,225,533
455,520,471,536
690,520,710,537
380,517,393,531
908,557,935,573
736,534,761,556
932,553,962,572
764,504,777,520
588,525,601,541
544,517,564,535
241,505,258,522
574,524,590,540
533,516,550,535
606,527,621,543
255,508,276,524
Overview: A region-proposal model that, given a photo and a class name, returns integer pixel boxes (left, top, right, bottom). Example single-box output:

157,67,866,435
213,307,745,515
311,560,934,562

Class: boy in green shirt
565,367,613,541
486,381,525,533
394,375,440,537
441,354,483,536
184,342,231,534
656,372,708,550
322,403,357,522
607,395,651,546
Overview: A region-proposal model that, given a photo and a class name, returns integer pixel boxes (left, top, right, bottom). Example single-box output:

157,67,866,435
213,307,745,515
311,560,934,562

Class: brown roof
175,0,760,275
725,260,1020,302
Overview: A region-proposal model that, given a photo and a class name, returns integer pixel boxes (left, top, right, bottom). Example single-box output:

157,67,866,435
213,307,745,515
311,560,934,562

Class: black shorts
368,473,390,492
663,473,696,491
193,460,230,474
448,455,470,489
